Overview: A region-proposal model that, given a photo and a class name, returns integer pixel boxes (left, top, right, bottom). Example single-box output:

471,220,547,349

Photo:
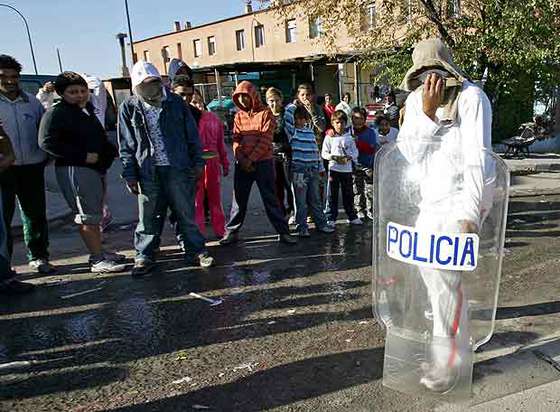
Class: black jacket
39,100,117,172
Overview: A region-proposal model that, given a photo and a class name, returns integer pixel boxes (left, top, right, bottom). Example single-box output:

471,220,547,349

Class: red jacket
232,81,274,162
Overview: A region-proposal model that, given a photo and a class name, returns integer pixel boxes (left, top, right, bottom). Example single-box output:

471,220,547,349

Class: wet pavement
1,193,560,411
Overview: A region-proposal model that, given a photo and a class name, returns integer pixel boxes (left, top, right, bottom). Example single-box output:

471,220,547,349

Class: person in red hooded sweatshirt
220,81,296,245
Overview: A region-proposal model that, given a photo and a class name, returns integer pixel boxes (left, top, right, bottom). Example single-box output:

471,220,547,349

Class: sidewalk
504,154,560,198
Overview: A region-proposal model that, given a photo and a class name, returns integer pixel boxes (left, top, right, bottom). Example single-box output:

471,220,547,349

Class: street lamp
0,4,38,74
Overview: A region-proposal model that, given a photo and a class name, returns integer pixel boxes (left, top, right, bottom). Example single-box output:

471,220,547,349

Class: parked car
19,74,58,96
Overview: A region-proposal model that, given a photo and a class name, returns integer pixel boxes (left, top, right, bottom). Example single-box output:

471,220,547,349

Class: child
376,114,399,145
322,110,362,225
220,81,295,245
289,106,335,237
191,92,230,239
351,107,378,220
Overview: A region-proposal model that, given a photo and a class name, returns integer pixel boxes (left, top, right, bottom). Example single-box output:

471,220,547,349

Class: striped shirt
290,127,324,172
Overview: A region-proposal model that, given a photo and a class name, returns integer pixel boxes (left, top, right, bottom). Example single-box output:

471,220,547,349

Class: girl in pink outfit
192,93,230,238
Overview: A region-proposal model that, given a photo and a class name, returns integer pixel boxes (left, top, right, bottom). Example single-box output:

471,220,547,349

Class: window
309,17,322,39
366,3,376,29
177,42,183,60
162,46,171,73
235,30,245,51
286,19,296,43
447,0,461,18
143,50,150,62
254,24,265,48
193,39,202,58
208,36,216,56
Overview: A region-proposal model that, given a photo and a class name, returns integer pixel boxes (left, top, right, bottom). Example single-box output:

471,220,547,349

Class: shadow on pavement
496,301,560,320
0,366,128,400
107,348,384,412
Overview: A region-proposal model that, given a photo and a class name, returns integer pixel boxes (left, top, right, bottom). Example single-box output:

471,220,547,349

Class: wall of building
134,7,353,75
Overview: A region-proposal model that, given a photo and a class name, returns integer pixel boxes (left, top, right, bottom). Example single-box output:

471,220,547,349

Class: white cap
131,61,161,88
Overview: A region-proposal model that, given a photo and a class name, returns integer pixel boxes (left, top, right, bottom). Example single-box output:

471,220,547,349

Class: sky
0,0,262,78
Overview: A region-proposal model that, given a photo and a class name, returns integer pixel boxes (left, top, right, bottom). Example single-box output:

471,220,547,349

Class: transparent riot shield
373,139,509,399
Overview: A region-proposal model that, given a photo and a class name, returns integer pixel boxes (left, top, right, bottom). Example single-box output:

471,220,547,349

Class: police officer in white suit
396,38,496,392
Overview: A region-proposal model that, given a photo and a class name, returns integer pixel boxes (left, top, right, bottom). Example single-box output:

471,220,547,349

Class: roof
134,6,271,45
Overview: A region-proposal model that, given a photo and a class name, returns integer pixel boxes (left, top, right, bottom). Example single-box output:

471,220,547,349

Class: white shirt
321,132,358,173
142,100,170,166
378,127,399,145
397,81,495,227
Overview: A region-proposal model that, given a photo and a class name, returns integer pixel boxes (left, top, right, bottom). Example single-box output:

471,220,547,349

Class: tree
261,0,560,140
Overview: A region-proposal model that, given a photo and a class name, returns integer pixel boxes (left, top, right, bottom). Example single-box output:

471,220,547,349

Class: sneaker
104,252,127,263
89,252,127,265
279,234,297,244
197,252,215,268
349,218,363,225
318,225,335,234
131,259,155,277
297,228,311,237
307,216,314,224
0,278,35,295
419,365,459,393
29,259,58,275
326,220,336,227
219,231,240,245
90,259,127,274
288,215,296,225
357,211,366,220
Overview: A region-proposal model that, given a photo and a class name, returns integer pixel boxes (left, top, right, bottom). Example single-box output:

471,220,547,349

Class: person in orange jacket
220,81,295,245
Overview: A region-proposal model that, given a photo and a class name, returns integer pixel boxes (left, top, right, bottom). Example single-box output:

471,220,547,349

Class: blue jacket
117,92,204,182
353,126,378,168
0,91,47,165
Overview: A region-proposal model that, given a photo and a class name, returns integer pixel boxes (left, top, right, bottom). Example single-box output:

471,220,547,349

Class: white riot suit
373,40,509,399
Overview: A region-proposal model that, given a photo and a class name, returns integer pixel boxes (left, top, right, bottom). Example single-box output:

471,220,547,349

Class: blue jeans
0,191,14,282
135,166,206,261
291,165,328,232
226,159,289,235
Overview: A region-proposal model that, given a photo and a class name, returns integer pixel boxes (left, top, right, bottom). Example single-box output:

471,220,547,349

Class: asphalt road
1,181,560,411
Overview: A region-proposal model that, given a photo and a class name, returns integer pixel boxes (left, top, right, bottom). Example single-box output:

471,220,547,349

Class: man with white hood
118,61,214,276
396,38,495,392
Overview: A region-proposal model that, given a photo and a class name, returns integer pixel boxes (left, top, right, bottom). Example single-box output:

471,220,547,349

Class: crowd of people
0,52,400,295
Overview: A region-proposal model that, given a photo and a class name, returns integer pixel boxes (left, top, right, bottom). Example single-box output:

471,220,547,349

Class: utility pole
0,4,38,74
124,0,136,64
56,48,63,72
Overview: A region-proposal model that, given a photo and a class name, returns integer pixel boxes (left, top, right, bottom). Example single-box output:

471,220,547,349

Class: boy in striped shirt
289,106,335,237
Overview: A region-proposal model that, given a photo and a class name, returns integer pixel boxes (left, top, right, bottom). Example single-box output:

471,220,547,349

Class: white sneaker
288,216,296,225
90,259,127,273
419,365,458,393
29,259,57,275
349,218,363,225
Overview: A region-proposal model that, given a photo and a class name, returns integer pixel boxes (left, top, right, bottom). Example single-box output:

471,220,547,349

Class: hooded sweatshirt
168,58,193,83
81,74,108,127
397,38,495,228
231,81,274,163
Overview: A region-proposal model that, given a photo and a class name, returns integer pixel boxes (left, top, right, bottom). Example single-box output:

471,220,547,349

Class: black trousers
325,170,357,222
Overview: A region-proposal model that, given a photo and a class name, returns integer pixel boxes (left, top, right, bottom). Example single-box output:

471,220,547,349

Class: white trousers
416,212,470,369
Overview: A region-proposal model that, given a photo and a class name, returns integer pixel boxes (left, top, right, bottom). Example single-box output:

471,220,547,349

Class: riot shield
373,139,509,399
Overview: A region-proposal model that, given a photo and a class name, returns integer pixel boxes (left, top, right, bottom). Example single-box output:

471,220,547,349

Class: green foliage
261,0,560,140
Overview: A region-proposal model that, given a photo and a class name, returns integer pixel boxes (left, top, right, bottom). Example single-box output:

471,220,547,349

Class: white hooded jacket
397,81,495,228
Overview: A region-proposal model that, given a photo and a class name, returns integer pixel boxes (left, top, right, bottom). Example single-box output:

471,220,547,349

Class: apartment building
133,2,381,104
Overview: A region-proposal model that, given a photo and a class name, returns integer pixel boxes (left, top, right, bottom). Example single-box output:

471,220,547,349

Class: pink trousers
195,158,226,238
